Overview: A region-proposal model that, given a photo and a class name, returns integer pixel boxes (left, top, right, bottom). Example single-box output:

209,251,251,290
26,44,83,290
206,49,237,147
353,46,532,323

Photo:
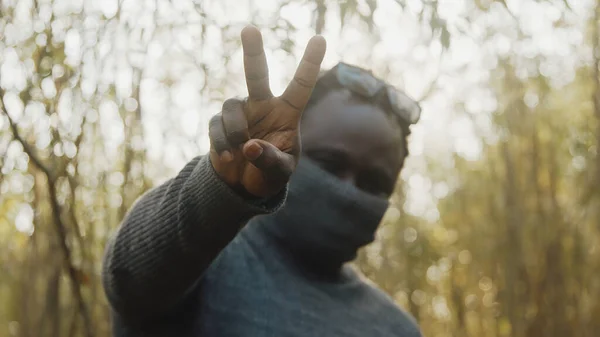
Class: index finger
241,26,273,101
280,35,327,112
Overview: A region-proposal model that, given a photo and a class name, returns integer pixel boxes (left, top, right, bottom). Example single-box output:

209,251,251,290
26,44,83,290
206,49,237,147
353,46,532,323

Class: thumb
242,139,296,185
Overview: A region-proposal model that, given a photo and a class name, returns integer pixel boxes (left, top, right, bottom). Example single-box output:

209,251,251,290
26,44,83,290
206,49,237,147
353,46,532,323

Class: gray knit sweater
102,155,422,337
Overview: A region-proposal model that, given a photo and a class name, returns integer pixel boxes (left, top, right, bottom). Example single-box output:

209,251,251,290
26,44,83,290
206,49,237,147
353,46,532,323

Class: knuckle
280,96,302,111
210,137,229,152
226,128,249,145
294,76,313,88
208,114,223,128
208,119,228,151
209,130,227,144
222,98,244,111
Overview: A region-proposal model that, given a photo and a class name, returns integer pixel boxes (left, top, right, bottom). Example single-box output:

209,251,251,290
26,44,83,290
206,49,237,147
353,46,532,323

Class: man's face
300,89,405,198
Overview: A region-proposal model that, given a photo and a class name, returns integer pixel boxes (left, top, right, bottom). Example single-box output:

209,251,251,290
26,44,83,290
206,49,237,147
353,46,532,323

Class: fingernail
221,151,233,162
245,143,263,161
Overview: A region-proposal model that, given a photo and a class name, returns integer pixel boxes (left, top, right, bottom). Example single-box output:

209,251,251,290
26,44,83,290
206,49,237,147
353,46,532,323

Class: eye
313,156,345,176
305,149,350,178
357,172,394,197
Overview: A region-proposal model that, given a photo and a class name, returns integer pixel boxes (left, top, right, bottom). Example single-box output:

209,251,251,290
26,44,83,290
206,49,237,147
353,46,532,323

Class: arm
102,24,325,327
101,155,285,323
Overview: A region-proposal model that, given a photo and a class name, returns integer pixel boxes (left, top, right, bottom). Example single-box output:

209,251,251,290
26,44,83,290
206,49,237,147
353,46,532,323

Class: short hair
303,67,412,167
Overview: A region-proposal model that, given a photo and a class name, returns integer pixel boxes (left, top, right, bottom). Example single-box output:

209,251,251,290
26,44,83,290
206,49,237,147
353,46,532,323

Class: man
102,25,423,337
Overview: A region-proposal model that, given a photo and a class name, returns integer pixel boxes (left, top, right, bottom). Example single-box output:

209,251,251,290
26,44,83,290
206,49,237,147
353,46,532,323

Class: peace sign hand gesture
209,26,327,198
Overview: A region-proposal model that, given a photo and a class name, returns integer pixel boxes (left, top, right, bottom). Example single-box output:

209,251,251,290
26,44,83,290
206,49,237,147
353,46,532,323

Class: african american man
102,25,423,337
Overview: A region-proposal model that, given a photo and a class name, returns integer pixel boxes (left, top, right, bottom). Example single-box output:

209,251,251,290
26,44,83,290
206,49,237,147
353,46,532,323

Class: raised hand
209,25,327,197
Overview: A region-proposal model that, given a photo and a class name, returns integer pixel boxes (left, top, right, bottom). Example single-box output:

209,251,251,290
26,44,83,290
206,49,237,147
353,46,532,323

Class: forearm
102,155,286,323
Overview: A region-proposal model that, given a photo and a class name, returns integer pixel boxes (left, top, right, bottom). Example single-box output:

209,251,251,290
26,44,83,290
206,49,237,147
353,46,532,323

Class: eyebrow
304,146,351,162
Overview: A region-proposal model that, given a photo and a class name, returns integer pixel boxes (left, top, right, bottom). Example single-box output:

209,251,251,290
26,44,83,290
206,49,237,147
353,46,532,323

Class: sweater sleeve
101,155,286,324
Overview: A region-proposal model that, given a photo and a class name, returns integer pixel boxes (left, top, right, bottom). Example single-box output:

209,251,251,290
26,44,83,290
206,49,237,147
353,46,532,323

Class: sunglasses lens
336,63,384,97
387,86,421,124
333,63,421,125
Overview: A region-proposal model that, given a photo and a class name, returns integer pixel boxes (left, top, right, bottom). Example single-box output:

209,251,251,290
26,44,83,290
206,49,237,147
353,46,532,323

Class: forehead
301,89,404,170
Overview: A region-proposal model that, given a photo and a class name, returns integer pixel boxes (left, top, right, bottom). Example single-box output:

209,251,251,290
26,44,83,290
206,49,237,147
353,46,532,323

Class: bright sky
1,0,591,233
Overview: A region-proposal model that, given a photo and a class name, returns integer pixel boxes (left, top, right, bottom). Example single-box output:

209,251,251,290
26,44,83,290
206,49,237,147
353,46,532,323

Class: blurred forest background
1,0,599,336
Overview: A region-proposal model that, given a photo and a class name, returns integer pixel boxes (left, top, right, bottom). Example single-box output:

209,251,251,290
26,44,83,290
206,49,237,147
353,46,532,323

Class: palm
245,98,298,151
209,26,326,197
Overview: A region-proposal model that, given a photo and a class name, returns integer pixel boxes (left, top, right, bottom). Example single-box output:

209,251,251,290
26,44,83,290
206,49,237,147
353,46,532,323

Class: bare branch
1,90,94,337
2,101,54,182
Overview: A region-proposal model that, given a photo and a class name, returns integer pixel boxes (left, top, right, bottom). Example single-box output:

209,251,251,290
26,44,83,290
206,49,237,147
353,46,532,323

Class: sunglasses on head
329,62,422,125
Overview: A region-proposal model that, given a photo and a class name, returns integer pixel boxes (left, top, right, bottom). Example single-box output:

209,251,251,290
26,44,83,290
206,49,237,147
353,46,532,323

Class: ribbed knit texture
102,156,286,325
102,155,422,337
